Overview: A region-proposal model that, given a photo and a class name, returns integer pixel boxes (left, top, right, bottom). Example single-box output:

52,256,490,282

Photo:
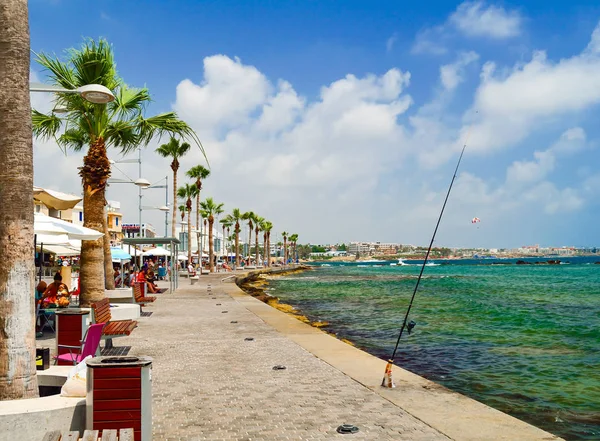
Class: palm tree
223,208,243,269
261,221,273,267
32,39,202,306
220,219,232,264
0,0,38,400
177,184,195,265
254,215,264,267
200,198,224,272
186,165,210,258
156,137,191,239
289,234,299,263
242,211,255,262
178,204,186,221
282,231,289,265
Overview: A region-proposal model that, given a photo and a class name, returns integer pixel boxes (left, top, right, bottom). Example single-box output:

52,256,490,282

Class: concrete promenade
115,272,561,441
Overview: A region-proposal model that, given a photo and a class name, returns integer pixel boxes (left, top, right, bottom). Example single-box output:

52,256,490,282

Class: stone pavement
119,273,451,440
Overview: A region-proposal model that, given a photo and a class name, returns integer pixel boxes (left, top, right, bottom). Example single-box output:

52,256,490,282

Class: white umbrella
177,253,188,261
34,213,103,241
142,247,171,257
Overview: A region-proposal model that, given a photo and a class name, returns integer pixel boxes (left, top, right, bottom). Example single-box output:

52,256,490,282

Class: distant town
305,242,599,260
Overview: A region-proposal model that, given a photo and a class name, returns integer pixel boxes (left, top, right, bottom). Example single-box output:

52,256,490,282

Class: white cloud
440,51,479,90
449,1,522,39
412,1,522,54
386,33,398,53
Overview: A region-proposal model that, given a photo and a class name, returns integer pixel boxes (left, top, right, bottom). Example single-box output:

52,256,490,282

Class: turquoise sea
266,257,600,440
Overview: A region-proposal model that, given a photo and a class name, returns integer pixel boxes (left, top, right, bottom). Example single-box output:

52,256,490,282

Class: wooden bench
91,298,137,349
42,428,134,441
132,282,156,308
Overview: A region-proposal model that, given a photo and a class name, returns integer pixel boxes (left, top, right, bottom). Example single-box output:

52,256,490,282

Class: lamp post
143,176,169,237
30,82,115,104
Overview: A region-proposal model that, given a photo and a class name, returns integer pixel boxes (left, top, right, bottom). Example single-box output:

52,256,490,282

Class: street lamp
142,176,169,237
30,82,115,104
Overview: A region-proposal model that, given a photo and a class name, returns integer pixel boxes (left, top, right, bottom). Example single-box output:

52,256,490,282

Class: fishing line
383,122,474,384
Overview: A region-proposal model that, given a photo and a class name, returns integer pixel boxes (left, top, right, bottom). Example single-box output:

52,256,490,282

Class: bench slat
100,429,117,441
42,430,61,441
61,432,80,441
119,428,134,441
81,430,99,441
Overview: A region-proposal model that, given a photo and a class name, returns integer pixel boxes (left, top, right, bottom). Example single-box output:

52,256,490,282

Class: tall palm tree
289,234,299,263
157,137,191,239
223,208,243,269
0,0,38,400
32,39,202,306
177,184,195,265
254,215,264,267
261,221,273,268
282,231,289,265
219,219,232,264
200,198,224,272
242,211,255,261
186,165,210,258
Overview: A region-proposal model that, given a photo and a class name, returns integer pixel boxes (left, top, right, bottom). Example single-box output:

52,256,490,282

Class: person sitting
114,268,122,287
222,261,232,271
146,270,159,291
187,263,196,277
136,267,157,294
40,272,69,308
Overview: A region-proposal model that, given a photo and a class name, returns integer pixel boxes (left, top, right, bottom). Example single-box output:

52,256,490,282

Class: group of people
35,272,70,337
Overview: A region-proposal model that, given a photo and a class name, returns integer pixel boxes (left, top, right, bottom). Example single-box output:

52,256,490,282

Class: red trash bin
86,356,152,441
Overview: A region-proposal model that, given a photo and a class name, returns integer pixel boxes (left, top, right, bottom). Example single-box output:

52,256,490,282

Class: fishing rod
382,137,470,387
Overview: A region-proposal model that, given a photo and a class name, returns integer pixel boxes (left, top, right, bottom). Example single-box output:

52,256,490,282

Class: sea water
267,257,600,440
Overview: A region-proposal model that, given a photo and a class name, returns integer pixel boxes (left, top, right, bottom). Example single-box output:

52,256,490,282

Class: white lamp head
134,178,151,188
158,205,170,212
77,84,115,104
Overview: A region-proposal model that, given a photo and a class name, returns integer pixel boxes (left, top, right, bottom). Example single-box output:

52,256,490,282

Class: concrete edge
221,274,563,441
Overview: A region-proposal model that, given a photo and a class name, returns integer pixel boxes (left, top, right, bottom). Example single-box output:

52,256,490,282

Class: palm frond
138,113,207,165
34,52,77,89
105,121,138,150
57,128,89,153
31,110,62,139
111,86,150,119
68,38,120,89
186,164,210,180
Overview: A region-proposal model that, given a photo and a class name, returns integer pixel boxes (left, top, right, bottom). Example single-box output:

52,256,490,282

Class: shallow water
268,258,600,440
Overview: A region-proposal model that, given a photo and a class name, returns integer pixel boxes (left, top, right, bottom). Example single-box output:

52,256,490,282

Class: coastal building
106,200,123,244
122,223,157,240
348,242,373,256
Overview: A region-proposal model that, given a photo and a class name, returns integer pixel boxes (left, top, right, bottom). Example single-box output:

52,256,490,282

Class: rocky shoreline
235,265,337,333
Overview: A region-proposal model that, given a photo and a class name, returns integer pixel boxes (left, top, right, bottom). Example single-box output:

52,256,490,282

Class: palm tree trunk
263,233,267,267
103,217,114,289
266,231,271,268
255,228,259,267
248,226,252,261
0,0,38,399
284,238,287,265
79,139,111,307
187,209,192,266
195,191,200,260
235,225,240,268
208,219,214,272
171,167,177,238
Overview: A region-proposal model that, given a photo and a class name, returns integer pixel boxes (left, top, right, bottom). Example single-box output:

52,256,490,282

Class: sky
28,0,600,249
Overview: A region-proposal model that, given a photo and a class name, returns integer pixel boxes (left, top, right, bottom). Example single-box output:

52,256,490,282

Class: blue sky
29,1,600,248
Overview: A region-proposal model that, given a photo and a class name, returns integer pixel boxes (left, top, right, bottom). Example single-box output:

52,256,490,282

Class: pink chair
54,323,105,365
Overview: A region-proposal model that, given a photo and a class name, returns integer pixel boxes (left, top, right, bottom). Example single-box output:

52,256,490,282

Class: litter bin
86,356,152,441
55,309,91,365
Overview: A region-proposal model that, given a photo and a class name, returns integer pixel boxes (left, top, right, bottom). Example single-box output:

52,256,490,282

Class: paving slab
120,274,452,440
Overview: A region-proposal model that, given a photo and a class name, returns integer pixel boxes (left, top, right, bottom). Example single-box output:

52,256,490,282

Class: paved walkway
120,274,450,440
